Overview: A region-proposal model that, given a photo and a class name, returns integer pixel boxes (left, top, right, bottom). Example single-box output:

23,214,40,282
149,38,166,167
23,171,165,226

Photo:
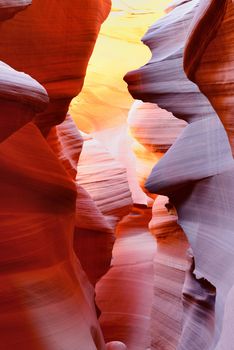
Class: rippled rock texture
126,96,188,350
0,1,116,349
125,0,234,349
149,196,188,350
0,65,107,350
76,132,133,285
97,205,156,350
3,0,234,349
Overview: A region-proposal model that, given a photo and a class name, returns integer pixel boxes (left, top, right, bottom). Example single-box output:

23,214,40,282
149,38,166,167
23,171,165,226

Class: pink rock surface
92,125,149,206
149,196,188,350
106,341,128,350
97,206,156,350
127,100,186,195
77,134,133,230
47,114,114,286
128,101,186,154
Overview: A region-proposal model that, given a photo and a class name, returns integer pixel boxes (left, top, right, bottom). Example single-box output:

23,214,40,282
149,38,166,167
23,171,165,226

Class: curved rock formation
125,0,234,349
74,184,115,287
165,0,190,13
127,100,186,192
106,341,128,350
0,0,31,20
0,1,115,291
0,1,115,349
0,61,48,142
77,133,133,230
97,206,156,350
47,114,83,180
185,0,234,152
0,0,116,288
149,195,188,350
0,63,108,349
0,0,111,132
184,1,234,349
125,95,188,350
126,93,188,350
47,115,117,286
91,125,149,206
128,101,186,154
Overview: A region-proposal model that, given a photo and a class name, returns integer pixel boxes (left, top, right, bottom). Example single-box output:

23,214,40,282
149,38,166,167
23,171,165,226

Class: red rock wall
0,1,121,349
0,0,111,131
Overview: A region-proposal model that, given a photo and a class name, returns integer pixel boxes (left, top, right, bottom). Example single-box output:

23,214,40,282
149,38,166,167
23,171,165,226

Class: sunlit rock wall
126,100,187,350
128,100,186,192
69,0,172,205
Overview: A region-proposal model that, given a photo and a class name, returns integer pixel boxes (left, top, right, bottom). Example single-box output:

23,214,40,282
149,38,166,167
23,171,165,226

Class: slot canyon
0,1,234,350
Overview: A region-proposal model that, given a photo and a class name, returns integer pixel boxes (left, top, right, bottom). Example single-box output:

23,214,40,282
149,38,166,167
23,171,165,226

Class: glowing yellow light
69,0,172,133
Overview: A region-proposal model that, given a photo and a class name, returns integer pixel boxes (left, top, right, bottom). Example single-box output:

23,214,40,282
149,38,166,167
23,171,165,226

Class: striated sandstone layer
0,0,116,289
97,206,156,350
0,63,107,350
125,0,234,349
0,1,117,349
149,195,188,350
77,134,133,230
76,133,133,285
126,71,188,350
128,101,186,154
126,99,187,350
47,114,115,286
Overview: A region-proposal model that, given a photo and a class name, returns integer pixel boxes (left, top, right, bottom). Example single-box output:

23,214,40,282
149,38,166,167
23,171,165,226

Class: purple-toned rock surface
184,1,234,348
125,0,234,349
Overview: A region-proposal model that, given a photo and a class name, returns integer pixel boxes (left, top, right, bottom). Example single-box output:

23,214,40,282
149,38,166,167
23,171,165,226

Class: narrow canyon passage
1,1,234,349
